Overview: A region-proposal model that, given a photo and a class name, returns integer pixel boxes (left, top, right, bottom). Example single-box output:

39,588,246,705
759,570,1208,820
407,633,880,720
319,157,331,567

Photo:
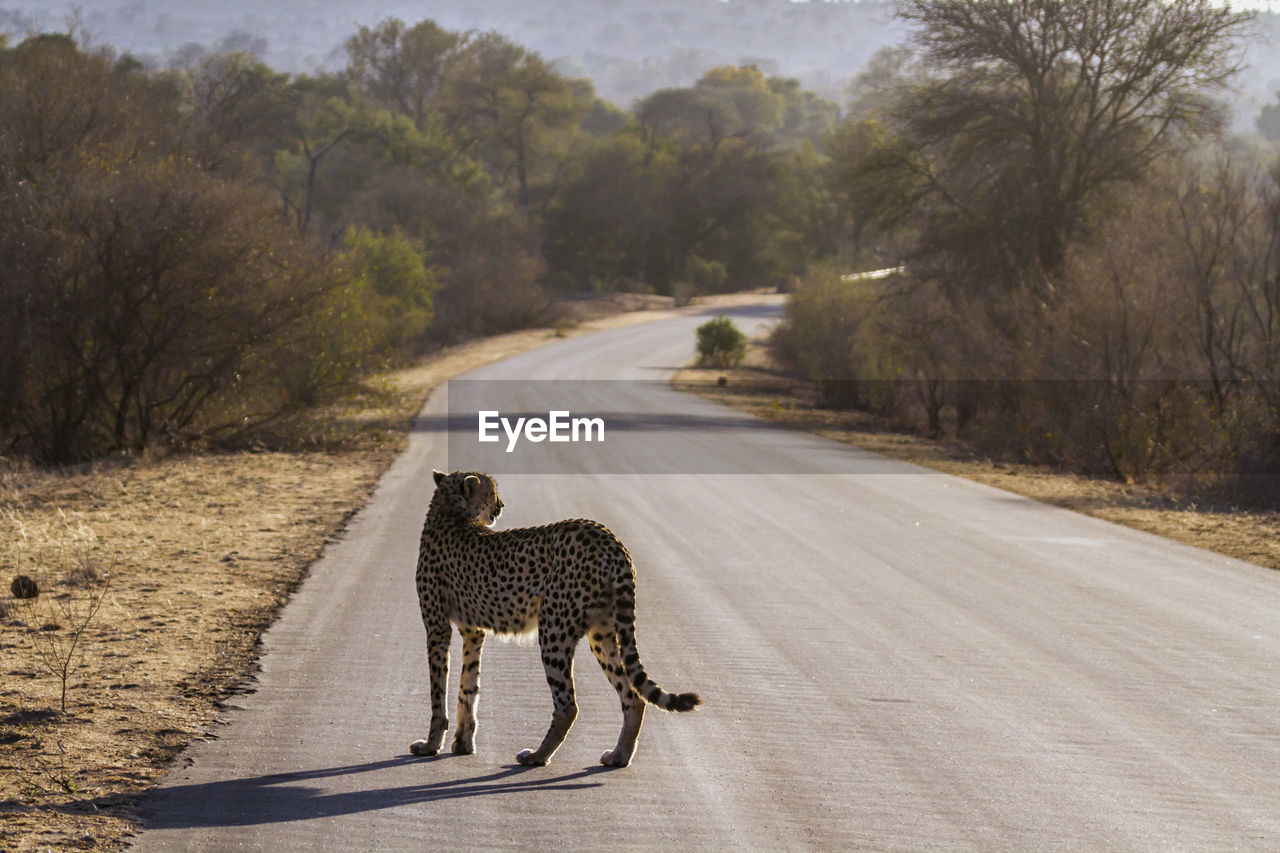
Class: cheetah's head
432,470,504,526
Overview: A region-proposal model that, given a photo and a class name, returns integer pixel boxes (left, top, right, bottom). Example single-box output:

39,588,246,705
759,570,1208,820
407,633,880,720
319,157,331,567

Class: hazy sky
2,0,1276,122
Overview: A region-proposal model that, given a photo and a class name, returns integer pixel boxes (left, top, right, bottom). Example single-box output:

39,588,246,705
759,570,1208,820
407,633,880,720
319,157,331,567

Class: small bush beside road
696,314,748,368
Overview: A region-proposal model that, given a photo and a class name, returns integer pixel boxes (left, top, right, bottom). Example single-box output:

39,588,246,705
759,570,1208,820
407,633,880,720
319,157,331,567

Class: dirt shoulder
673,339,1280,573
0,291,751,852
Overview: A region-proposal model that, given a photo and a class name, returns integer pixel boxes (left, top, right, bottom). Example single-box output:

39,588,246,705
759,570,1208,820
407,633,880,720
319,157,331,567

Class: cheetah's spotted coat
409,470,701,767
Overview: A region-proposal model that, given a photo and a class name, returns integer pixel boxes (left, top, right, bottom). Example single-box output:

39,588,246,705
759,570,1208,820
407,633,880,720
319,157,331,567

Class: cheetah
409,470,701,768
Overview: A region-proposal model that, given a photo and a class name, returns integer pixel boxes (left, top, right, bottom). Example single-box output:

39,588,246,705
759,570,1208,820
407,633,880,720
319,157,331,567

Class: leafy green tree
544,134,672,290
627,69,795,291
691,66,784,149
571,78,629,137
338,226,440,354
545,65,832,296
345,18,461,129
443,31,584,209
637,66,784,153
682,255,728,293
768,76,839,149
428,198,550,339
668,140,798,290
0,35,383,461
636,66,836,154
275,85,360,232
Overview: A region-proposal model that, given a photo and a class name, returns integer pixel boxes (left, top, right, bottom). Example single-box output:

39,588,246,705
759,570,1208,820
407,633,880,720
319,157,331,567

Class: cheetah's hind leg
589,625,644,767
516,606,583,766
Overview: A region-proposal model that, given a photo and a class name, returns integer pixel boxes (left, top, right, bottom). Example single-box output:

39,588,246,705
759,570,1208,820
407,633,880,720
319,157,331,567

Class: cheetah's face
432,470,503,526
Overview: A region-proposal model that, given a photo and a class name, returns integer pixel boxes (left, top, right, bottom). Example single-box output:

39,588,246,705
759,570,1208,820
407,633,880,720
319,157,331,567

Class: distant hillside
1,0,905,105
2,1,1276,123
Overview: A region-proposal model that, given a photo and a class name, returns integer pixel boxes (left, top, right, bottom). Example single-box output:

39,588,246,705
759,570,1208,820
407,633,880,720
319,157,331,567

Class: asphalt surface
133,298,1280,851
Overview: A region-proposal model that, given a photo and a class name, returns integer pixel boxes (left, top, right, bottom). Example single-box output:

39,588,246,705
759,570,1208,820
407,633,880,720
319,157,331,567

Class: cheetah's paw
409,739,440,757
515,748,546,766
599,749,631,768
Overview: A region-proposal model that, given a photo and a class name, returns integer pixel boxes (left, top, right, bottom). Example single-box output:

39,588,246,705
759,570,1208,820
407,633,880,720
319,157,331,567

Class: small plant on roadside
17,554,113,714
12,739,82,796
696,314,747,368
4,506,116,714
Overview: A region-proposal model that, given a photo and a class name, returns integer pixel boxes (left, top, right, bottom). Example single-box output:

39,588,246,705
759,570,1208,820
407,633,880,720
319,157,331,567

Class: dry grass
0,291,740,852
0,448,386,849
674,339,1280,573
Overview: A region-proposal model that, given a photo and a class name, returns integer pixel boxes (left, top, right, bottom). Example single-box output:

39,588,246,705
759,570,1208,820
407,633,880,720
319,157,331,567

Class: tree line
772,0,1280,503
0,22,844,463
9,2,1280,500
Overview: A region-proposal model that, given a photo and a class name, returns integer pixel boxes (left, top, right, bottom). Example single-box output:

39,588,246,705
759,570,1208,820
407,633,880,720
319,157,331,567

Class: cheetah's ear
433,470,447,486
462,475,480,498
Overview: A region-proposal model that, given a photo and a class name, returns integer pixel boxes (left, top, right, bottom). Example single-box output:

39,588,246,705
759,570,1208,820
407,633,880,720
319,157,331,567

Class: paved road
134,299,1280,850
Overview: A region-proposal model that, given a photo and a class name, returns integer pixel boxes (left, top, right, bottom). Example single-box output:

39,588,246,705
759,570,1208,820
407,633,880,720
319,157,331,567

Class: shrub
337,226,440,356
682,255,729,294
695,314,747,368
769,266,903,412
0,156,349,461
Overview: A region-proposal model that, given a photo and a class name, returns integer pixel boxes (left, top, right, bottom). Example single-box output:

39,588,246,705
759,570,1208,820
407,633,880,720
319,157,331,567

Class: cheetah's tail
612,571,702,713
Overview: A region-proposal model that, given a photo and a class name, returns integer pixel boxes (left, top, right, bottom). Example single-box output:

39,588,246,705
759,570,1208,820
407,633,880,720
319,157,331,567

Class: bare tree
185,51,295,175
18,558,112,715
890,0,1254,296
1,153,345,461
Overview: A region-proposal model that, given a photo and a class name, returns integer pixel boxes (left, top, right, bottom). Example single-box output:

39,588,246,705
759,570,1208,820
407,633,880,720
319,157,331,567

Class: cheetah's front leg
409,613,451,757
452,627,485,755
